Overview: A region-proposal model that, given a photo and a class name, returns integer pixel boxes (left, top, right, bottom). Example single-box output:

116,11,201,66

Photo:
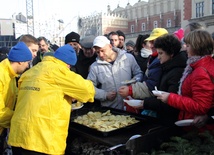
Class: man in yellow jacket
0,42,33,154
8,44,95,155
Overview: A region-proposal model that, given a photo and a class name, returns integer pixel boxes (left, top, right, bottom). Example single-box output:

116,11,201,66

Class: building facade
1,0,214,47
78,0,214,42
78,0,182,41
78,12,128,37
182,0,214,33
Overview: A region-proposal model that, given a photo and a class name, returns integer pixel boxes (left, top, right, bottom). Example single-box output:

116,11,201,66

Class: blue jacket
144,56,162,92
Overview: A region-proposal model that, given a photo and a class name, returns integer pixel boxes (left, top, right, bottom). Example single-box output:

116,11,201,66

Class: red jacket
168,56,214,121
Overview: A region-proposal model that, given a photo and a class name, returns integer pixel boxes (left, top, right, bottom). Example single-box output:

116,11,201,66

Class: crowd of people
0,21,214,155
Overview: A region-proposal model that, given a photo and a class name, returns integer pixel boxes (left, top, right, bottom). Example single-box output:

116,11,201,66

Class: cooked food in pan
73,110,139,132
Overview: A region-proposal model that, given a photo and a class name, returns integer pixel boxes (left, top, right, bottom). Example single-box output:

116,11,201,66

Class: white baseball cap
93,36,110,48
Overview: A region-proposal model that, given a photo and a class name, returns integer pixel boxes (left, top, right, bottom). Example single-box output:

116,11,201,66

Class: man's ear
109,44,112,49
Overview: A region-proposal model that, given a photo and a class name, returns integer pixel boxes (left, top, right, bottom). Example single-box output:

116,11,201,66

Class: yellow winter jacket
8,56,95,154
0,59,18,135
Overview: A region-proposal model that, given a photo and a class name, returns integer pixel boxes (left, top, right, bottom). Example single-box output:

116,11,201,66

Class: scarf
140,48,152,58
178,56,204,95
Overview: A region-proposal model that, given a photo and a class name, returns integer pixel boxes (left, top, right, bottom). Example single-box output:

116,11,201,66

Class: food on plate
76,101,82,107
73,110,139,132
72,101,83,109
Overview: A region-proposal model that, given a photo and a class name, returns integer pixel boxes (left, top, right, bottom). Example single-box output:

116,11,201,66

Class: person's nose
99,52,104,57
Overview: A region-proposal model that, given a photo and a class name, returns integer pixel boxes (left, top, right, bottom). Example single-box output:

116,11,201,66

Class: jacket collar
42,56,69,67
1,59,19,78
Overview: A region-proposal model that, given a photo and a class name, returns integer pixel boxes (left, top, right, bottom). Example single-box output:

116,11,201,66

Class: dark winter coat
75,49,97,79
144,51,187,125
135,55,149,73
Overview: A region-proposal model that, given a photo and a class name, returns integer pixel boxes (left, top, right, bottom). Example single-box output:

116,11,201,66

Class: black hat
125,40,135,48
65,31,80,44
80,35,96,49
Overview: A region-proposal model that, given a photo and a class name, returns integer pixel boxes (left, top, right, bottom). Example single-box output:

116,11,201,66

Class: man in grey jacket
87,36,143,110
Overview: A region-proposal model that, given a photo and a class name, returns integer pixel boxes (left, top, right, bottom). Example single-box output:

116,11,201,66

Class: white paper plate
72,103,84,110
175,119,193,126
121,79,136,85
123,99,142,107
211,116,214,119
152,90,163,96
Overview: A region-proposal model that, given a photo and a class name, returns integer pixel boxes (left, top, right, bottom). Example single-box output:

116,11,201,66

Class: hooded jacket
87,47,143,110
8,56,95,154
0,59,18,135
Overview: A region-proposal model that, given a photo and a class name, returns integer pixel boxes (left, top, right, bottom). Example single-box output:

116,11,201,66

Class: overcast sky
0,0,148,38
0,0,148,21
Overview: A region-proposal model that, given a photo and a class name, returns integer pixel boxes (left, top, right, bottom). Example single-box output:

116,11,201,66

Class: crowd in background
1,21,214,155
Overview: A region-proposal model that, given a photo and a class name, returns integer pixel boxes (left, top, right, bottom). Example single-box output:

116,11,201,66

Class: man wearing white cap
87,36,143,110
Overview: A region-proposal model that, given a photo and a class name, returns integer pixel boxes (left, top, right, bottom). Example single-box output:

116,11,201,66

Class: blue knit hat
54,44,77,66
8,42,32,62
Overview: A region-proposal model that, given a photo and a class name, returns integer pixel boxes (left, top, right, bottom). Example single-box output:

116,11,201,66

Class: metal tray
70,107,147,137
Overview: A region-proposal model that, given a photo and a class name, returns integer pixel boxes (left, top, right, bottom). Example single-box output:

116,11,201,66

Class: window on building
141,23,146,31
196,2,204,17
166,19,171,27
153,21,158,28
212,0,214,14
131,25,134,33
